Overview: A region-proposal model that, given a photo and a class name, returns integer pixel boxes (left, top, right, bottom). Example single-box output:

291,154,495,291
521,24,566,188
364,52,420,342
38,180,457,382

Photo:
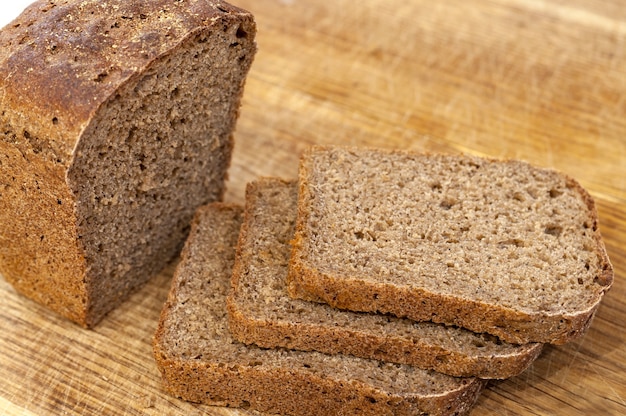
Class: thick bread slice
288,146,613,345
228,178,543,379
0,0,256,326
153,203,486,416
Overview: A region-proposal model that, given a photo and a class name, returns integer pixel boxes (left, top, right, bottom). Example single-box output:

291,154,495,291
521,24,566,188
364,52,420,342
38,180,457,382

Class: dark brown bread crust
156,362,485,416
0,0,256,326
288,146,614,345
0,0,252,158
228,178,543,379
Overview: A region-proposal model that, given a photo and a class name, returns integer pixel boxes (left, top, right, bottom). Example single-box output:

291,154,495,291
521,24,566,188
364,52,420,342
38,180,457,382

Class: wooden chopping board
1,0,625,414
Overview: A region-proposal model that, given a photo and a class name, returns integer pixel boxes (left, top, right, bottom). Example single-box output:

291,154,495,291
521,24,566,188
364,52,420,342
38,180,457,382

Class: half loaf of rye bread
0,0,256,326
228,177,543,379
288,146,613,345
153,203,486,416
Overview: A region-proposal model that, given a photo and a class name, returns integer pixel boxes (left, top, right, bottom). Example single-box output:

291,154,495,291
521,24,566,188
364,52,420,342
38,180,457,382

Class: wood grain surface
1,0,625,414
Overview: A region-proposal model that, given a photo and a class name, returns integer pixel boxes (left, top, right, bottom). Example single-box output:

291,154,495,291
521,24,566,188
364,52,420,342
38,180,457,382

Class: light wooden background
1,0,625,415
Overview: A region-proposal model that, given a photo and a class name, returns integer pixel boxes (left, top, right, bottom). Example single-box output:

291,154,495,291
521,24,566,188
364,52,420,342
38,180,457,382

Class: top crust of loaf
0,0,253,164
288,146,613,344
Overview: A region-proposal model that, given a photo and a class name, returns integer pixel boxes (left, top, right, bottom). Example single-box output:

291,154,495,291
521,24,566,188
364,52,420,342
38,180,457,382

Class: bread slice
153,203,486,416
228,178,543,379
0,0,256,326
288,146,613,345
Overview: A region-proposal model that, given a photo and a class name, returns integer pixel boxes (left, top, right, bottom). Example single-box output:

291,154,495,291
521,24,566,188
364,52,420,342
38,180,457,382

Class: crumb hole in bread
366,396,377,404
439,198,456,210
430,181,442,192
471,340,485,348
544,224,563,237
498,238,525,248
549,188,563,198
52,117,58,125
235,25,248,39
94,72,108,82
434,355,449,363
18,34,30,45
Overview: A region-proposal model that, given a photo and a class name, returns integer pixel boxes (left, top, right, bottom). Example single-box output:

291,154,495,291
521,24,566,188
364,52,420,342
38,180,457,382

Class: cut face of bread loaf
153,203,486,416
228,178,543,379
288,146,613,345
0,0,256,326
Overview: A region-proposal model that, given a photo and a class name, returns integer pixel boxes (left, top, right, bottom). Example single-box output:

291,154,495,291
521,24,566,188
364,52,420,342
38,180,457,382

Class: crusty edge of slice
287,145,614,345
228,291,543,379
229,178,543,379
153,354,486,416
153,201,487,416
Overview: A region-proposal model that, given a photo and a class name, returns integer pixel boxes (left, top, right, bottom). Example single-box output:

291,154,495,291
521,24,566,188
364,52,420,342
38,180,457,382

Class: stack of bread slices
153,145,613,416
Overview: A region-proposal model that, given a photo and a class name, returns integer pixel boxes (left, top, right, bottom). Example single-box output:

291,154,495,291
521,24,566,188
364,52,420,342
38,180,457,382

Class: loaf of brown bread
153,202,486,416
0,0,256,326
288,146,613,345
228,177,543,379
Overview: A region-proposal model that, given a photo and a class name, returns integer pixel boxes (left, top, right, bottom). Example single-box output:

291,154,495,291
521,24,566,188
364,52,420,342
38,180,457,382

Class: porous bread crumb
227,178,543,379
153,203,486,416
288,146,613,345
